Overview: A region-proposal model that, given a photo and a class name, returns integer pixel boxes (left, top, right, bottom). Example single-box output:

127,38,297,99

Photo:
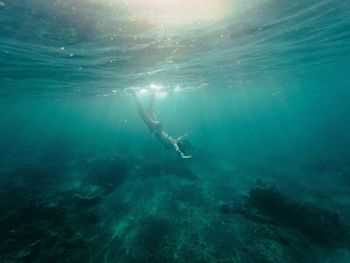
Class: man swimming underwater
132,89,192,159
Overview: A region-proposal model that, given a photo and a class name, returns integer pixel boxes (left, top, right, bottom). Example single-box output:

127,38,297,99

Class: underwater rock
163,161,197,180
137,162,163,178
300,158,344,175
136,159,197,180
171,184,204,206
0,201,75,262
219,203,234,215
234,183,350,248
137,217,172,249
131,217,173,262
86,156,129,190
74,184,105,200
79,212,101,225
74,184,106,207
4,164,67,193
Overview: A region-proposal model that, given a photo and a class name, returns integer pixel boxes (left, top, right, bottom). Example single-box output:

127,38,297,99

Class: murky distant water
1,1,350,262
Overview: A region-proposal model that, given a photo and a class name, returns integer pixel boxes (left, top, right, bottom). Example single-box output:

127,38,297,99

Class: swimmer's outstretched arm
177,132,192,142
174,142,192,159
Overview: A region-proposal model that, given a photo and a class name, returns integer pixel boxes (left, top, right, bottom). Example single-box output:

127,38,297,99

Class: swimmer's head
177,139,193,156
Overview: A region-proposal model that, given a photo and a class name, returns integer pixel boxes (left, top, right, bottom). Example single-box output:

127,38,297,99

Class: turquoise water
1,0,350,262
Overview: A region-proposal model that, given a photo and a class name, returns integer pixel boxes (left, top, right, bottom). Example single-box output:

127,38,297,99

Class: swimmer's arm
174,142,192,159
177,132,191,141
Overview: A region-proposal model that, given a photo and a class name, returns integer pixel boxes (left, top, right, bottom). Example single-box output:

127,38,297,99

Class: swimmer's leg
147,91,157,121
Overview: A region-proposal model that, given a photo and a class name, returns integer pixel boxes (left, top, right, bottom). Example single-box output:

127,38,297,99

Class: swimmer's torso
152,125,176,149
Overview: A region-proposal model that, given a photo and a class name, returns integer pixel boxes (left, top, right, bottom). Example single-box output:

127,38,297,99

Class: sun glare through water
112,0,231,27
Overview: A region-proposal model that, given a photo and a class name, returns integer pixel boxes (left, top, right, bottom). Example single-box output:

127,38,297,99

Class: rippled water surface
1,0,350,95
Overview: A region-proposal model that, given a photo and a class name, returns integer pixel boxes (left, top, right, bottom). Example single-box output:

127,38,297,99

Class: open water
1,0,350,262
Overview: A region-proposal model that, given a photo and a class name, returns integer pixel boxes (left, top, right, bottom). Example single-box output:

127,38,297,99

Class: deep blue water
1,0,350,262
